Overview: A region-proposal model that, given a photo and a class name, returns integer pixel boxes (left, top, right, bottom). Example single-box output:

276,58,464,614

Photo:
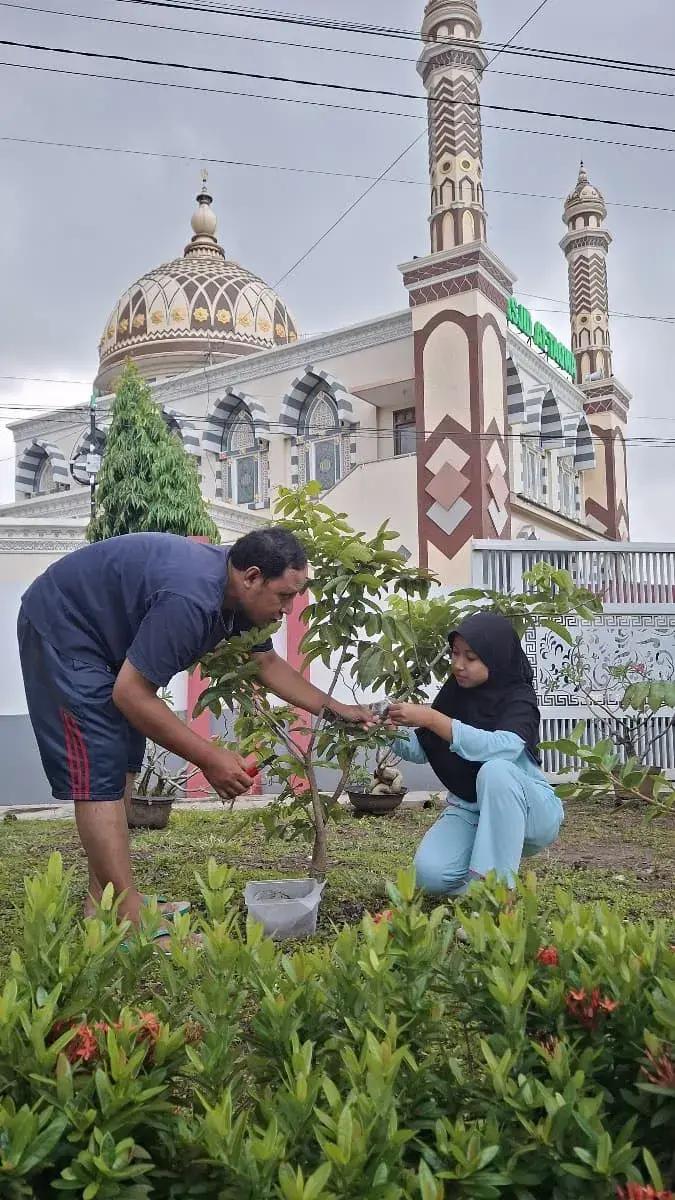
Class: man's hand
326,700,378,728
202,748,254,801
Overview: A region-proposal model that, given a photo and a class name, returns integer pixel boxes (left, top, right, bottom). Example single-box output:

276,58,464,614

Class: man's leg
77,794,143,925
85,773,136,916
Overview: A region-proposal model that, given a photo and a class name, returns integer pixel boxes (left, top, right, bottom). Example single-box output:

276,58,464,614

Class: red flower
616,1185,674,1200
64,1023,99,1065
536,946,559,967
565,988,619,1031
643,1050,675,1089
135,1012,161,1045
373,910,393,925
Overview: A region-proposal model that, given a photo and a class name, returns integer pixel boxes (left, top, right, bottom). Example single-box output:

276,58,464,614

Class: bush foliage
1,854,673,1198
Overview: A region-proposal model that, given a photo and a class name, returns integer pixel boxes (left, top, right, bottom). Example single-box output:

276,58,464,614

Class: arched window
300,390,342,490
521,436,546,505
222,407,259,506
557,455,579,518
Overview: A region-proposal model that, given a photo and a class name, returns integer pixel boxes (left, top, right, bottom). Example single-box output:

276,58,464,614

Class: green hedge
1,855,673,1198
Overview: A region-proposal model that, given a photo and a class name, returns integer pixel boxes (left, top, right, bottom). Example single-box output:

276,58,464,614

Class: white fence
472,541,675,775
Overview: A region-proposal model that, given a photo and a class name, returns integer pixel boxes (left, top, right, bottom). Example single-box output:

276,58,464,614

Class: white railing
472,540,675,609
471,539,675,776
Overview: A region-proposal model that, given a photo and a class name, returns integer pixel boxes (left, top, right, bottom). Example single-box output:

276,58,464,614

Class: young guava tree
198,488,602,877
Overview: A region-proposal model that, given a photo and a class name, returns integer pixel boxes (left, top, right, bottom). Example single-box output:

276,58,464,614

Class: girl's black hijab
416,611,541,803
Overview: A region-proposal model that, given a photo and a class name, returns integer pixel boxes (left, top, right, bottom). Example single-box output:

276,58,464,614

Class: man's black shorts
18,608,146,802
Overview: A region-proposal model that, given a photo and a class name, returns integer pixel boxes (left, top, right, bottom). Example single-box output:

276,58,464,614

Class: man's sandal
141,895,191,918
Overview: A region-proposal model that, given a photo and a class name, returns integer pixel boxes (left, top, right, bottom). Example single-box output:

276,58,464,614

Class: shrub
1,854,673,1197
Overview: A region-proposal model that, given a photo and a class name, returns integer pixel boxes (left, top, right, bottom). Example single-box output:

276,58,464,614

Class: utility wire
8,37,675,143
6,61,675,159
111,0,675,83
6,133,675,218
6,3,675,106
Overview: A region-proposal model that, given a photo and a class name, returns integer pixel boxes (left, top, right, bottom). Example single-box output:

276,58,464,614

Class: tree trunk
308,780,328,880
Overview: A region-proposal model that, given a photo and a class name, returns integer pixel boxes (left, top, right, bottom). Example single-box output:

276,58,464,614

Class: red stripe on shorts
61,709,90,800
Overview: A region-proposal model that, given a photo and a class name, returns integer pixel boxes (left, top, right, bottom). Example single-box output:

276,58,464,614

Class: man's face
235,566,308,626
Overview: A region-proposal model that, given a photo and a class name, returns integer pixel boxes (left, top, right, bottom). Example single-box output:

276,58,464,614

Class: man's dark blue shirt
21,532,272,688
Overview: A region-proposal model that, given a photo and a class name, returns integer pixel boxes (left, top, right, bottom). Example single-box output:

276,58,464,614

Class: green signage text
507,297,576,380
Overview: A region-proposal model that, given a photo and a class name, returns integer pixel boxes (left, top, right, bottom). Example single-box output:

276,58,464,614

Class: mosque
0,0,634,802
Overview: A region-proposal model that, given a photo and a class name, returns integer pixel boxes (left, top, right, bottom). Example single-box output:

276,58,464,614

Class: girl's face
451,634,489,689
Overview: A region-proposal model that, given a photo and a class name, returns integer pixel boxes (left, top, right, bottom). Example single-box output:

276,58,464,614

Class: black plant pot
347,789,406,816
127,795,174,830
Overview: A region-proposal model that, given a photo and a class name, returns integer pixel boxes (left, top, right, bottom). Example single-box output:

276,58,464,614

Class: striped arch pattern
563,411,596,471
506,357,525,424
162,406,201,459
279,366,356,435
525,386,564,447
16,438,69,497
281,367,358,489
202,389,271,458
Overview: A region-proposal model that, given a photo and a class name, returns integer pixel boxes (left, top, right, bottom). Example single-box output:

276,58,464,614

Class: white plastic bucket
244,878,325,940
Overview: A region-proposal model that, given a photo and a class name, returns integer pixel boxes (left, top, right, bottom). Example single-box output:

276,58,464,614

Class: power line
8,37,675,142
7,132,675,217
5,60,675,160
112,0,675,83
6,2,675,107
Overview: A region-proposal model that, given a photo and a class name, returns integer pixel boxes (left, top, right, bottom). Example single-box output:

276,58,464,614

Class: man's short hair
229,528,308,580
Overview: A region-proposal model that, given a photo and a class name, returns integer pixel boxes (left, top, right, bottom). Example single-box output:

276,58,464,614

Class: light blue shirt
393,722,547,785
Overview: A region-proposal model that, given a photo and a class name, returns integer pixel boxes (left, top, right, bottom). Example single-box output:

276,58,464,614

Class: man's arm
113,661,253,799
253,650,374,725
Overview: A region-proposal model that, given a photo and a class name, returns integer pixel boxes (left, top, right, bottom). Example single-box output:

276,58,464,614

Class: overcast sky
1,0,673,538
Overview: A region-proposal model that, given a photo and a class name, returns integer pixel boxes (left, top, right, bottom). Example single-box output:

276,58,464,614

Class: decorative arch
16,438,69,497
202,388,270,456
539,390,565,447
279,366,356,434
203,389,270,508
505,356,525,424
564,411,596,471
161,405,201,458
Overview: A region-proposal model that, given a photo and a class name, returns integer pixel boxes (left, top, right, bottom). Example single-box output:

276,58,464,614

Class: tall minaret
561,163,631,540
420,0,488,251
400,0,517,584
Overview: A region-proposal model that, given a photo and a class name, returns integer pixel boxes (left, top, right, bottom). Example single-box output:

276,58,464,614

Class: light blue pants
414,759,564,895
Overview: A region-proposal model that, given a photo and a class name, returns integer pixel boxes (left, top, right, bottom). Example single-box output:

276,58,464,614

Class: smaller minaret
419,0,488,252
561,163,631,541
561,163,612,384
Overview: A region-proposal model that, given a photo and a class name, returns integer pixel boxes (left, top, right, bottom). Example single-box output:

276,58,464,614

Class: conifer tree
87,362,219,543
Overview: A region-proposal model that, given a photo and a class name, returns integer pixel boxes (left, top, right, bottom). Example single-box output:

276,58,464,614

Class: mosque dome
94,174,298,395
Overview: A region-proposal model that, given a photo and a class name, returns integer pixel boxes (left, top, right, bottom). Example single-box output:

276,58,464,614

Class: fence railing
471,540,675,777
472,541,675,609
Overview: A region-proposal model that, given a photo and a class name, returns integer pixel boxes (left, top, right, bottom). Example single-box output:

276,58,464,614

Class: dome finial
578,160,588,184
186,171,224,259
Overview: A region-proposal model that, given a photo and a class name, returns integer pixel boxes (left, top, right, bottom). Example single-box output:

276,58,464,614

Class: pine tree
87,362,220,543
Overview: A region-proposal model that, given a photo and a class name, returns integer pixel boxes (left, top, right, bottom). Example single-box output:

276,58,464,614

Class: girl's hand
388,702,430,728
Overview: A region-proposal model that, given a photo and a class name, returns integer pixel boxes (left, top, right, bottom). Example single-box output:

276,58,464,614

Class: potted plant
127,689,204,830
347,750,406,816
127,741,199,830
542,646,675,814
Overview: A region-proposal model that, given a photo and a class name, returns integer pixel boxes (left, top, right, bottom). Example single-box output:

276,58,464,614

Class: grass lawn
1,799,673,967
